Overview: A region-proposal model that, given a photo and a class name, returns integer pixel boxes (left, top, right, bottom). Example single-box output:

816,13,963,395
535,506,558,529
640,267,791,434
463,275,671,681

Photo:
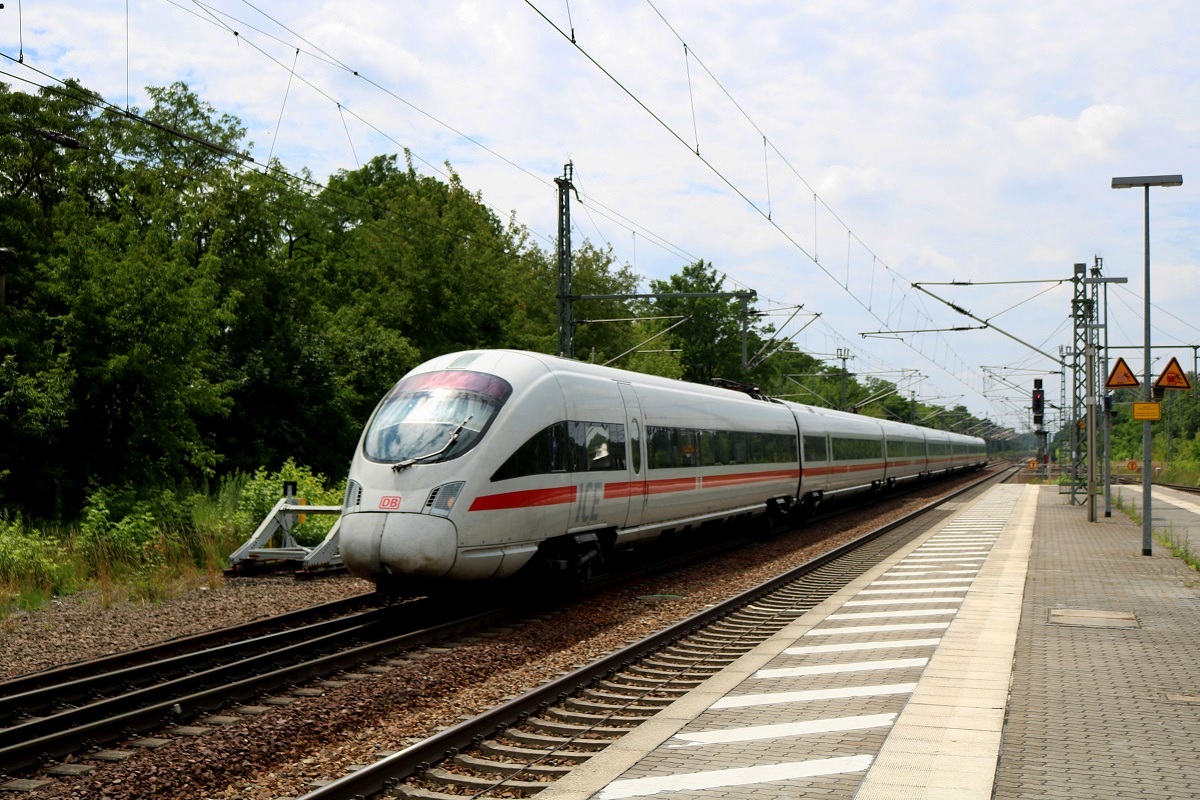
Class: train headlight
425,481,466,517
343,479,362,513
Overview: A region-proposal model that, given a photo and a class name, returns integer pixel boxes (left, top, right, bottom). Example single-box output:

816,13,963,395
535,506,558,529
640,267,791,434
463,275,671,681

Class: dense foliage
1061,385,1200,484
0,79,1005,530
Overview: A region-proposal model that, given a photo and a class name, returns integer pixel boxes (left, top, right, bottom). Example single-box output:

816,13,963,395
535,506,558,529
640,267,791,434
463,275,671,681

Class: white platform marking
785,638,941,655
804,622,952,636
712,682,918,709
859,587,969,595
912,546,988,554
843,597,963,606
669,713,897,747
885,568,978,575
901,556,986,562
827,609,957,620
870,577,975,585
598,755,874,799
755,657,929,679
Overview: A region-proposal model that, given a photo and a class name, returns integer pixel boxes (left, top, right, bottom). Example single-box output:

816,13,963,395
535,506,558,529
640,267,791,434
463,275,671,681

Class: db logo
378,496,401,510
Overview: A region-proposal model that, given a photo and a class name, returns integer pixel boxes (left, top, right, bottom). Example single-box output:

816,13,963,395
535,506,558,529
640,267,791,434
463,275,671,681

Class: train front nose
339,512,458,580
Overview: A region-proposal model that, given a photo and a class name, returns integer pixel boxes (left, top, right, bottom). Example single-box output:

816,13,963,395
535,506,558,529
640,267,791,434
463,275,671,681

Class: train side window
678,429,700,468
569,421,627,472
698,430,717,467
648,426,675,469
731,432,749,465
803,435,828,462
713,430,732,465
749,432,766,464
491,421,570,481
832,437,882,461
778,434,799,463
630,419,642,475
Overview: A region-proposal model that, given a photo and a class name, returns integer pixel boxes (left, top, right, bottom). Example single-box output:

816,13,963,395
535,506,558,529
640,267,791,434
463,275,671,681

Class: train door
617,382,648,528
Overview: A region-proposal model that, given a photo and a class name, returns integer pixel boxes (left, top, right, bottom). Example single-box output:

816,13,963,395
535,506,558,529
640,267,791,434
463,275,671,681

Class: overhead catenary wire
0,61,533,264
267,47,301,167
168,0,707,272
9,2,1021,422
182,0,986,406
526,1,996,411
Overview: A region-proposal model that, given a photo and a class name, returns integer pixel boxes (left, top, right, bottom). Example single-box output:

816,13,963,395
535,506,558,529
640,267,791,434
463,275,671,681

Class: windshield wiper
392,416,473,472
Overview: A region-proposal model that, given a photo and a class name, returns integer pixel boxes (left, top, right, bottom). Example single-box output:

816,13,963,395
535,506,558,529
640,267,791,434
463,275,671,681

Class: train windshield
363,370,513,464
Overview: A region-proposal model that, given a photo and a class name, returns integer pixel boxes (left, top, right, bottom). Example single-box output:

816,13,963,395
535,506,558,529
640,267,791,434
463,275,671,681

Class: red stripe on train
469,486,578,511
702,469,801,487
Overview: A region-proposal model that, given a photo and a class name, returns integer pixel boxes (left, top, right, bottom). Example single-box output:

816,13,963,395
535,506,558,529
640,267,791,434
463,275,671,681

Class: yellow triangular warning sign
1105,357,1140,389
1154,356,1192,391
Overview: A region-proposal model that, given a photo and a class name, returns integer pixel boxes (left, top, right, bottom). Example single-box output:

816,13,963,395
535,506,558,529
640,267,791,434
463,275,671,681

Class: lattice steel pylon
1067,262,1096,503
556,163,575,359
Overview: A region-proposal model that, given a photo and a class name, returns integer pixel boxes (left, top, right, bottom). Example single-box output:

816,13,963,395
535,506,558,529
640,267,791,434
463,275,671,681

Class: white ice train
338,350,987,587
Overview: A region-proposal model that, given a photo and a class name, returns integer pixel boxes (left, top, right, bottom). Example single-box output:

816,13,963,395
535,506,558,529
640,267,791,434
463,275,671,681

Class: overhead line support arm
911,282,1064,368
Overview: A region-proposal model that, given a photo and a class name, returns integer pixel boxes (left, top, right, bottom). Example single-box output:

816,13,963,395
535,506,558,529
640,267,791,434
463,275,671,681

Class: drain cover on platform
1164,692,1200,704
1048,608,1139,628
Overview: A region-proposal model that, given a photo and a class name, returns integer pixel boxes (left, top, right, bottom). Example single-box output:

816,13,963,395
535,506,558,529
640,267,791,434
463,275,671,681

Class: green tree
648,260,755,384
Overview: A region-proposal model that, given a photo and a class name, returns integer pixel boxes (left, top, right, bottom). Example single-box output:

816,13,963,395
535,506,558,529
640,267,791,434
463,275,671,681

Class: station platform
539,482,1200,800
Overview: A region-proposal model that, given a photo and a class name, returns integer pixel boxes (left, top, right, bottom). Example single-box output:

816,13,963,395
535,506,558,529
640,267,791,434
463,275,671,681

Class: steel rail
0,603,401,724
0,604,511,775
299,466,1010,800
0,593,376,699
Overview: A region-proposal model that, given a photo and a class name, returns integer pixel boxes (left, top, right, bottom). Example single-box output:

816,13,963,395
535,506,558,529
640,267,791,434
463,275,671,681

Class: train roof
413,350,985,446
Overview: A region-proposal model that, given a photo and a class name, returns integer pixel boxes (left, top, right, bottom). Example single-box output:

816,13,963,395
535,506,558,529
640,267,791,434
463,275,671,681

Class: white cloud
1015,104,1138,167
3,0,1200,426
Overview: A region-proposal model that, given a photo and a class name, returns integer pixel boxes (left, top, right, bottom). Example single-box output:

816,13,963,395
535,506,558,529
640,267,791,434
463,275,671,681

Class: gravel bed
10,473,990,799
0,574,373,681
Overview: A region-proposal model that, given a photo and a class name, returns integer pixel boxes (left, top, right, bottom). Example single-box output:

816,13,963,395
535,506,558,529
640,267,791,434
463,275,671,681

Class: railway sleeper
393,784,474,800
565,697,663,716
420,766,550,794
683,632,760,647
499,728,611,752
750,599,809,612
639,657,724,674
606,672,704,689
581,687,677,706
623,665,713,682
726,612,780,624
647,652,737,668
595,678,688,697
544,706,653,726
453,751,575,778
540,710,648,729
479,739,593,764
707,620,766,632
664,643,750,659
524,717,633,738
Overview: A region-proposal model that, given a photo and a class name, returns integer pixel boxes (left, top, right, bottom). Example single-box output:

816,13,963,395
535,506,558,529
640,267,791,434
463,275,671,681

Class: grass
0,460,344,617
1158,524,1200,572
1113,489,1200,572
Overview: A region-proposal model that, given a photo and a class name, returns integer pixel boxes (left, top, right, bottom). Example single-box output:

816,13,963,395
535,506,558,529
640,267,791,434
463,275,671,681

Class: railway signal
1032,380,1044,427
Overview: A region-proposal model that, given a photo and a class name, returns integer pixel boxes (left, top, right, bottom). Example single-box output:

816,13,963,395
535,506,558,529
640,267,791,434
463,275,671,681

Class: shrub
0,517,81,600
235,459,344,547
77,489,182,573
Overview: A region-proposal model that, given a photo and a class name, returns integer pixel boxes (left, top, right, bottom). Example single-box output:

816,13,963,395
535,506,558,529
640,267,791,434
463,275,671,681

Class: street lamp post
1111,174,1183,556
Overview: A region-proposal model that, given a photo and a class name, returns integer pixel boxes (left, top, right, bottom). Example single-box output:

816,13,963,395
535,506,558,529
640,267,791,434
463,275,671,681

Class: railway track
0,594,509,775
0,466,1003,788
1112,475,1200,495
298,466,1012,800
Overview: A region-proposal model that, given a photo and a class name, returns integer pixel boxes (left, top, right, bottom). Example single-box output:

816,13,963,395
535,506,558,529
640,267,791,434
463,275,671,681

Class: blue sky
3,1,1198,432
